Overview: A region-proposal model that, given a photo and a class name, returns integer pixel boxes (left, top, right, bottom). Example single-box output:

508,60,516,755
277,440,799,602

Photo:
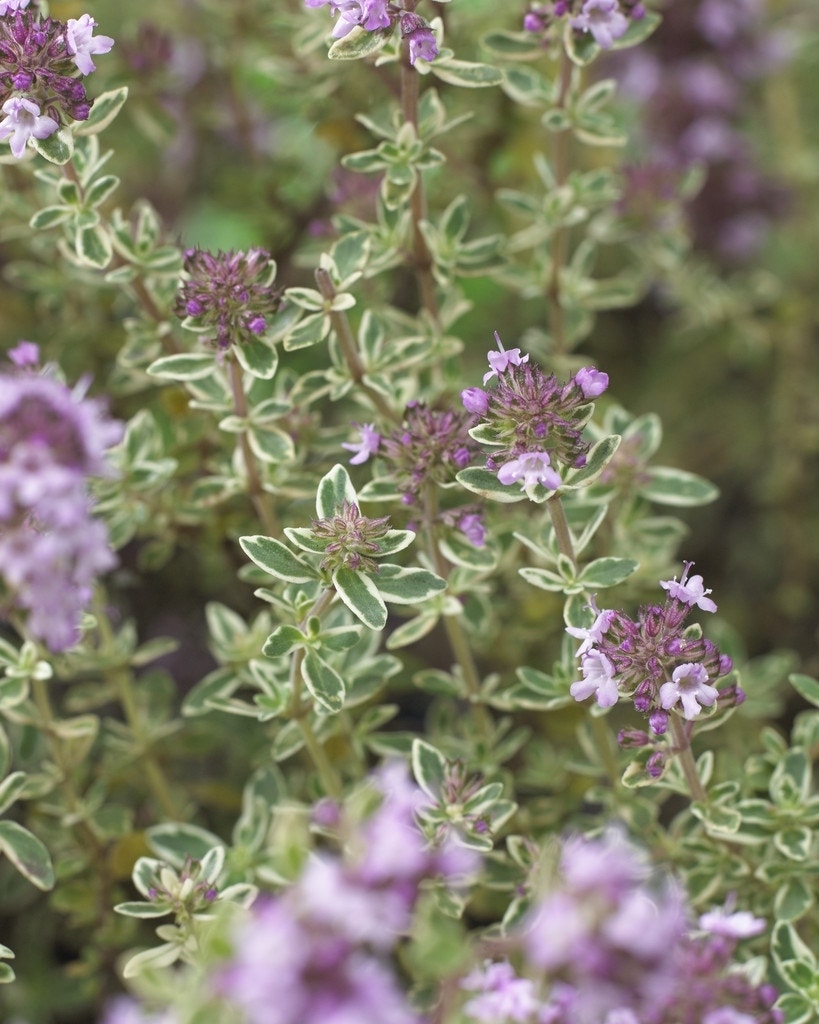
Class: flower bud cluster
568,562,737,729
0,350,121,650
462,333,608,498
524,0,645,50
145,857,220,920
174,247,282,352
0,5,113,158
311,499,391,574
381,401,476,503
304,0,438,65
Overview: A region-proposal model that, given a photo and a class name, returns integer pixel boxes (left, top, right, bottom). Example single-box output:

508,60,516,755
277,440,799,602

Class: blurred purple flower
0,373,121,649
342,422,380,465
571,0,629,48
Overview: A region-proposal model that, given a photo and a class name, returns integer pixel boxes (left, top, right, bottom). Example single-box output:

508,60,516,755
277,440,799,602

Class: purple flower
569,650,620,708
7,340,39,367
483,332,530,384
660,562,717,612
0,373,121,650
0,96,58,158
100,998,177,1024
342,422,380,465
699,900,766,939
566,606,615,656
497,450,562,496
0,0,30,14
406,26,438,65
571,0,630,48
461,387,490,416
65,14,114,75
462,960,540,1023
574,365,609,398
458,512,486,548
659,662,719,719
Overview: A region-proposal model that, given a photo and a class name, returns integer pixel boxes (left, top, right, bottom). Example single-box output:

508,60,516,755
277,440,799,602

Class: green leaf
412,738,447,800
302,650,345,713
328,25,393,59
790,674,819,709
333,568,387,630
519,567,569,593
438,532,496,570
374,530,416,557
386,613,439,650
0,821,54,891
85,174,120,208
562,435,621,490
316,464,357,518
29,206,71,230
234,337,278,379
239,536,315,583
773,994,814,1024
0,772,27,815
374,564,446,605
247,426,295,464
76,223,112,268
147,353,215,381
772,921,817,972
482,30,545,59
578,557,638,589
75,86,129,136
774,826,813,862
146,822,223,868
456,467,526,503
775,877,814,922
113,901,173,919
32,128,74,164
431,59,504,88
123,942,181,979
283,312,330,350
639,467,719,507
263,625,306,658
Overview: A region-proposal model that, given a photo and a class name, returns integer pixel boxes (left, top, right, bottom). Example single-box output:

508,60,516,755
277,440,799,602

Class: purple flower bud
7,340,39,367
459,512,486,548
461,387,490,416
575,365,609,398
649,709,668,735
646,750,666,778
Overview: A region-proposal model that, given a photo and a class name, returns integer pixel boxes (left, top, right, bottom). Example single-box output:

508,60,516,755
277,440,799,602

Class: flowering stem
400,36,441,331
30,675,107,857
547,494,576,567
547,51,574,357
94,597,182,821
670,715,708,804
314,268,399,422
288,587,344,799
422,484,492,739
226,354,281,537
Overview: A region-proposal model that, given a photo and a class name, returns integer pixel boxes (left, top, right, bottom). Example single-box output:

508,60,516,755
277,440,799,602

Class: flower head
311,500,391,574
462,960,540,1023
0,372,121,650
174,247,282,351
65,14,114,75
380,402,476,505
566,565,732,726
